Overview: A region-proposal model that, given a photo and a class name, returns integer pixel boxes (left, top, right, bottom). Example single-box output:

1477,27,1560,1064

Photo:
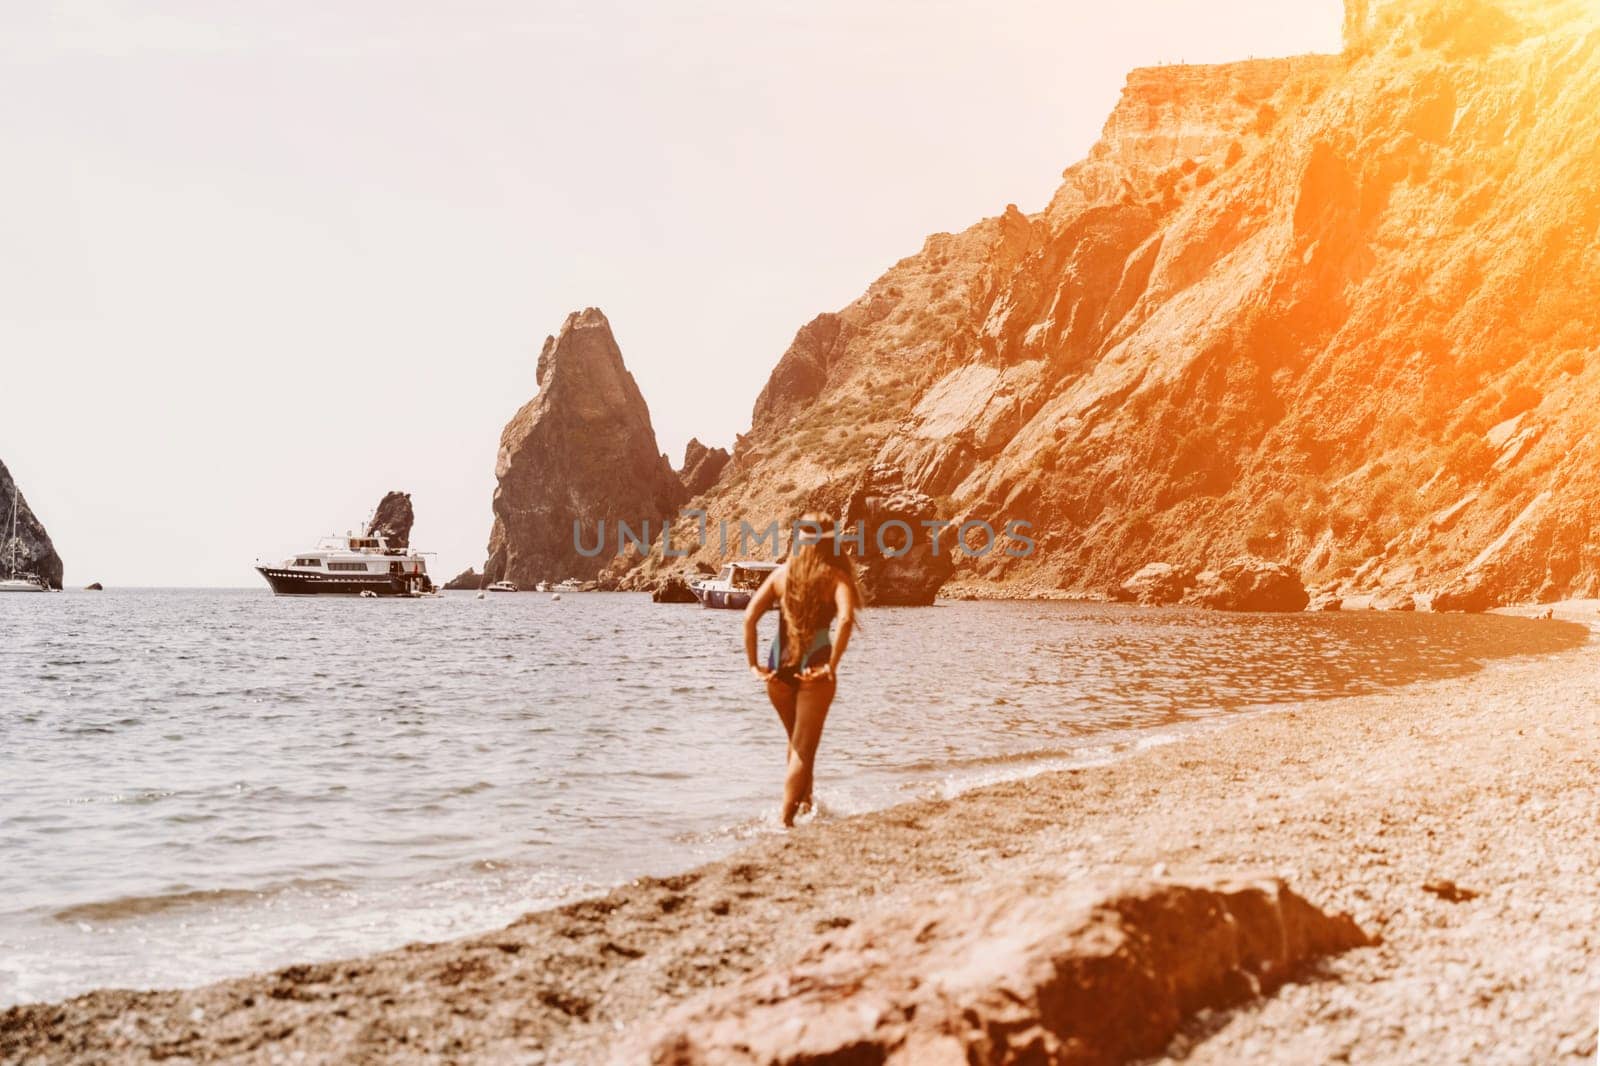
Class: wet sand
3,607,1597,1064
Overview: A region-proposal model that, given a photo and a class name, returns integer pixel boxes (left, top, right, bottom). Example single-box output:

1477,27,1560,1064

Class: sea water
0,588,1583,1005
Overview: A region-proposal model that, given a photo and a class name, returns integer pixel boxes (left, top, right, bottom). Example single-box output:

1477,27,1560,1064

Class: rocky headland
541,0,1600,613
0,459,64,590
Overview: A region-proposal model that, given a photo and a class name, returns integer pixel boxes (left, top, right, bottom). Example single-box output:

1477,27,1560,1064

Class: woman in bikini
742,513,863,827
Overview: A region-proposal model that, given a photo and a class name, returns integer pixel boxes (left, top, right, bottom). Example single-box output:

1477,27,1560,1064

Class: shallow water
0,589,1585,1005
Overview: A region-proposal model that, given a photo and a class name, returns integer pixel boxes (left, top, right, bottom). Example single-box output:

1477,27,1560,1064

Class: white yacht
255,531,434,597
552,578,584,592
1,487,49,593
487,580,519,593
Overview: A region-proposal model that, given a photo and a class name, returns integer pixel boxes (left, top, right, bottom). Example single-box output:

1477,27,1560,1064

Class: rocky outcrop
484,309,687,587
639,876,1369,1065
839,464,957,606
676,439,731,499
442,568,482,591
366,491,414,550
650,575,699,604
610,0,1600,613
0,460,63,590
1184,559,1311,613
1118,562,1196,606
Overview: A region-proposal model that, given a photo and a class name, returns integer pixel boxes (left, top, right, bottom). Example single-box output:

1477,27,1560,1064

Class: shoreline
4,614,1598,1063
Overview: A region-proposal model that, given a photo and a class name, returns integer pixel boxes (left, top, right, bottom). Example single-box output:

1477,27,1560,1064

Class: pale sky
1,1,1341,586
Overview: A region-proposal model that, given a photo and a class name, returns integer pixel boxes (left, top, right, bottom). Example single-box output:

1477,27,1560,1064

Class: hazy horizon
2,1,1341,586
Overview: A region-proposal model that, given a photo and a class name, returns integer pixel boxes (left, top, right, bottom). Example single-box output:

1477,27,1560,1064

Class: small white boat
692,561,778,610
552,578,584,593
534,581,551,593
1,487,48,593
487,580,519,593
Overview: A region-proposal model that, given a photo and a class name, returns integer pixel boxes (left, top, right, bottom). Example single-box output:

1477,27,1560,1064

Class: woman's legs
766,677,813,814
783,678,836,827
766,677,797,740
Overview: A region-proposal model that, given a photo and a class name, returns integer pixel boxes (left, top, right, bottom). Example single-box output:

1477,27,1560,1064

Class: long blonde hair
780,512,864,667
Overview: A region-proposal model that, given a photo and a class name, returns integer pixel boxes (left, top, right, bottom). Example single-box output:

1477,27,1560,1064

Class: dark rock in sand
0,460,64,590
1183,558,1309,612
365,491,415,550
838,463,955,607
677,438,731,498
651,576,699,604
1117,562,1196,606
640,876,1369,1065
442,568,482,591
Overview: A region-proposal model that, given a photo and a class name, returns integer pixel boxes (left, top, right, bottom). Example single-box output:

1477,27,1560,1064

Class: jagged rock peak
484,308,687,586
366,491,414,550
678,438,731,498
0,459,64,590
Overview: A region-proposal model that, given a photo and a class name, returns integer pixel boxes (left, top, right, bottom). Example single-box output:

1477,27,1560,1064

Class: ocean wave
53,878,349,924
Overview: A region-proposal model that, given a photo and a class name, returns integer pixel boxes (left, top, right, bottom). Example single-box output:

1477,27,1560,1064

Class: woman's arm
743,567,782,678
823,576,856,678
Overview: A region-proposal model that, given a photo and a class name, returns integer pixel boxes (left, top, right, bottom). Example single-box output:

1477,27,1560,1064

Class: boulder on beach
838,463,956,607
1117,562,1196,606
639,876,1369,1065
651,575,699,604
1183,558,1310,612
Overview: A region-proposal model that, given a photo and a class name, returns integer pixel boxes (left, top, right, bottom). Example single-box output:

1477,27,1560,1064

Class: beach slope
3,619,1596,1064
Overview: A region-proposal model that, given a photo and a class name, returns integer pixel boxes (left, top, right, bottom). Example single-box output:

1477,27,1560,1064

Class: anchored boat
691,561,777,610
255,531,434,597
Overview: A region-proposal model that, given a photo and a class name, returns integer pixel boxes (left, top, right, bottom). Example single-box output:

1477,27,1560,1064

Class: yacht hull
255,566,422,597
0,579,48,593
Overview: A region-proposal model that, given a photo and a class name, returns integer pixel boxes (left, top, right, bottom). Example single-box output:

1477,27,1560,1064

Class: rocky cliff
484,308,686,587
366,491,414,550
677,439,731,499
625,0,1600,611
0,460,64,590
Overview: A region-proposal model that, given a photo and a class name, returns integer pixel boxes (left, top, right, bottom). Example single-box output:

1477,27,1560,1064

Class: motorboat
487,580,519,592
691,561,777,610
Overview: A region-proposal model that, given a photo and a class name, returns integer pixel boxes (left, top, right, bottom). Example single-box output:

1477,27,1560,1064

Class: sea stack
484,308,686,587
366,491,415,550
0,459,65,590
